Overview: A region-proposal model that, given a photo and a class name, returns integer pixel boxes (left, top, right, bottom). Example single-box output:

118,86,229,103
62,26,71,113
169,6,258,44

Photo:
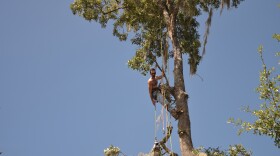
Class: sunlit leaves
70,0,120,27
193,144,252,156
273,33,280,42
127,49,151,75
104,145,121,156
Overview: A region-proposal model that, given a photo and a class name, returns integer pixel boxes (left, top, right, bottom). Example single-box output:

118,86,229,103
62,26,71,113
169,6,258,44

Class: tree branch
160,126,179,156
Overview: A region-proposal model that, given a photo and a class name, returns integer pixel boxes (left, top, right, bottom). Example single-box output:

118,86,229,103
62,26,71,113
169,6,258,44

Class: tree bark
163,6,194,156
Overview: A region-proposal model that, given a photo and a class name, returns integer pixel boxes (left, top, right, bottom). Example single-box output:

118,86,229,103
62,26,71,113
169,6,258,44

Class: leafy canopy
70,0,244,75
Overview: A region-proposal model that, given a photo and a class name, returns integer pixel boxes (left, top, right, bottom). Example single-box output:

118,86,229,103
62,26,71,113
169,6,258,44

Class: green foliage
193,144,252,156
104,145,121,156
273,33,280,42
70,0,244,75
228,34,280,148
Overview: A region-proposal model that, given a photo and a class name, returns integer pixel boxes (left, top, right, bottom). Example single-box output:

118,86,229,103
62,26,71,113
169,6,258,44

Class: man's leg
156,91,178,119
156,92,170,109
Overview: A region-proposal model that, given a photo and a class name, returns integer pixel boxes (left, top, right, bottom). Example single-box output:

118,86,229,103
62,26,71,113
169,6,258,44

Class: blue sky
0,0,280,156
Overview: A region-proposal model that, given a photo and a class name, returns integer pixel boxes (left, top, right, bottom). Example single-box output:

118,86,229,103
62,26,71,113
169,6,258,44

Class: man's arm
148,80,156,105
155,70,165,80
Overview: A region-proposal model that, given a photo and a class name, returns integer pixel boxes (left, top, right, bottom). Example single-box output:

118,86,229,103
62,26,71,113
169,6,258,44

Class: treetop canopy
71,0,244,75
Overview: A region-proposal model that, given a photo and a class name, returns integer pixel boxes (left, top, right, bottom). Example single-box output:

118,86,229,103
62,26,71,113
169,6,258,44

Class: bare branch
220,0,231,15
160,126,179,156
202,7,213,56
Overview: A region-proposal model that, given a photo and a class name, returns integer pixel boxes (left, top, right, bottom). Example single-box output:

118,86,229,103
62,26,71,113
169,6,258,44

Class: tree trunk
163,9,194,156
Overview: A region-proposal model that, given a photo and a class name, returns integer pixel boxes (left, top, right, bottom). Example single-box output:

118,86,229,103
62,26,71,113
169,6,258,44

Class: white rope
154,105,157,141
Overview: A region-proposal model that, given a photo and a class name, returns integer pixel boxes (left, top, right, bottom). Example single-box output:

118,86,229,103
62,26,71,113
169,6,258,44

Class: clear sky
0,0,280,156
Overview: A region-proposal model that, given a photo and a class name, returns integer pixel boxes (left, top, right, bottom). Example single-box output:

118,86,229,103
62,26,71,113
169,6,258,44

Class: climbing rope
154,105,157,141
161,33,175,155
151,25,176,155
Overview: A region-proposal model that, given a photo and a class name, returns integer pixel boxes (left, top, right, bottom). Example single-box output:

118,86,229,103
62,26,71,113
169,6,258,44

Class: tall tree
70,0,244,155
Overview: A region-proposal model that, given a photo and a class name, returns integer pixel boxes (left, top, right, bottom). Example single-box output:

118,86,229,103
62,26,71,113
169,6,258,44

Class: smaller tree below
193,144,252,156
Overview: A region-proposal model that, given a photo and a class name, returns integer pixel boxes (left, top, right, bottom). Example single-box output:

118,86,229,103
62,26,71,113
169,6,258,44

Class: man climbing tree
148,68,164,106
70,0,244,155
148,68,177,118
